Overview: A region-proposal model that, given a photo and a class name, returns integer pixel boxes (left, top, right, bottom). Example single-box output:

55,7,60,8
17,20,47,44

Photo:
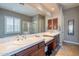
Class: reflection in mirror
0,9,46,38
22,21,30,35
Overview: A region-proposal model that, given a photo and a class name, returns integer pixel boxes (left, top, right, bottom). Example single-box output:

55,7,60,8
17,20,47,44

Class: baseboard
63,40,79,45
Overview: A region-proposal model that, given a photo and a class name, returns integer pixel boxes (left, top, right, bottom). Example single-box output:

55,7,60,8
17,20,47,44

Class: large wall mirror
68,19,74,35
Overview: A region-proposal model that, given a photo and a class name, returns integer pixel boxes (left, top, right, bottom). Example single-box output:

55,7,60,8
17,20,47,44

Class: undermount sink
43,35,53,37
13,37,37,45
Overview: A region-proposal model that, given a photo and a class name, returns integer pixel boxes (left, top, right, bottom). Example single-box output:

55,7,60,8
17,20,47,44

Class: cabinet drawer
15,45,38,56
38,41,45,49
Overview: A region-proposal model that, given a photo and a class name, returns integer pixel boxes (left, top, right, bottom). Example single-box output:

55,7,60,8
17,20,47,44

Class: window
14,18,21,32
5,16,14,33
22,21,30,33
5,16,21,34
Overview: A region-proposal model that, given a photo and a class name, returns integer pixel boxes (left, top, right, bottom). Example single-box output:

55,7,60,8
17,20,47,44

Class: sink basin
13,40,28,45
43,35,53,37
13,37,36,45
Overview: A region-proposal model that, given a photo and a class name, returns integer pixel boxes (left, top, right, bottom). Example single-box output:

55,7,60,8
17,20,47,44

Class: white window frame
5,16,21,34
14,17,21,33
22,21,30,33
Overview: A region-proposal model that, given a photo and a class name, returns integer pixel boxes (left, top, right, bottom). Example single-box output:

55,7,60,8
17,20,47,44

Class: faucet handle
15,36,19,41
17,38,19,41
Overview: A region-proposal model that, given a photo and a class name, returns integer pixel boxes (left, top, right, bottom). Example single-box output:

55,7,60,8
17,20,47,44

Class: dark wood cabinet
38,47,45,56
52,39,57,49
48,18,58,30
45,34,60,56
53,18,58,30
48,19,53,30
14,41,45,56
54,34,60,47
12,35,60,56
30,51,38,56
49,39,57,50
49,35,60,50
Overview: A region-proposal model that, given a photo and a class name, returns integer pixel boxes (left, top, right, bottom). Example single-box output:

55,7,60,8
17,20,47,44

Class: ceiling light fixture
46,11,52,16
52,8,55,11
37,6,43,11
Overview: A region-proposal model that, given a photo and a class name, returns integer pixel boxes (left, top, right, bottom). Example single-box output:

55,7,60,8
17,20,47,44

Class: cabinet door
30,48,45,56
52,39,57,49
48,39,56,50
48,19,53,30
53,18,58,30
38,47,45,56
37,41,45,56
54,35,60,46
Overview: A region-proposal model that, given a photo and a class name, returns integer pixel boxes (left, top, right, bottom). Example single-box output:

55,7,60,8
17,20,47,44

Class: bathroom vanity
0,31,60,56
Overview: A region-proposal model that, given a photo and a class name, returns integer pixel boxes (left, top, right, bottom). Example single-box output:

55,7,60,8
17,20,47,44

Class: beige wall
63,6,79,43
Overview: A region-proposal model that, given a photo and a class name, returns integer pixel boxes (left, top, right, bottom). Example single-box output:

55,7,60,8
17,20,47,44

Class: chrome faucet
16,34,27,41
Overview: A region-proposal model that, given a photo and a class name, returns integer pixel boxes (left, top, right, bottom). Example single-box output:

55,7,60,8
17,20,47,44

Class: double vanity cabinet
12,34,60,56
0,31,60,56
